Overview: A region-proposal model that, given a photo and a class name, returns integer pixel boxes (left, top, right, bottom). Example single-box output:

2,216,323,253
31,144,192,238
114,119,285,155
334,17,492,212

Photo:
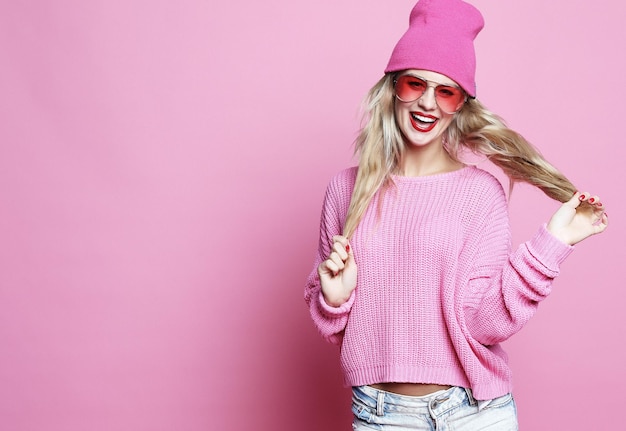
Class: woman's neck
397,141,463,177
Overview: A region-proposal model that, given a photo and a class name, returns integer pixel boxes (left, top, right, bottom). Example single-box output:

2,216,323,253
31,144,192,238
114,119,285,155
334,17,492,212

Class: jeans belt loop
464,387,477,407
376,391,385,416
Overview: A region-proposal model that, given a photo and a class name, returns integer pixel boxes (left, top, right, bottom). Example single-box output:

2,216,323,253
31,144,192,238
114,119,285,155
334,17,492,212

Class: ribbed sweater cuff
527,224,574,272
318,290,355,317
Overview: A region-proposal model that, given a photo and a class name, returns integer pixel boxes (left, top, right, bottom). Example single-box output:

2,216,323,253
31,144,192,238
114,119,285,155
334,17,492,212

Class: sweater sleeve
304,170,356,345
462,190,573,346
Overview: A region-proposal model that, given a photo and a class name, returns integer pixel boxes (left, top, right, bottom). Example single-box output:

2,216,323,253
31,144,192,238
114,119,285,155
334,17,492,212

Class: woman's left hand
546,191,609,245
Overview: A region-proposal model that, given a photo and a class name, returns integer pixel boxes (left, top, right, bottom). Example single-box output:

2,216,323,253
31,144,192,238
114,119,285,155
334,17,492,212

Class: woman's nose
417,87,437,111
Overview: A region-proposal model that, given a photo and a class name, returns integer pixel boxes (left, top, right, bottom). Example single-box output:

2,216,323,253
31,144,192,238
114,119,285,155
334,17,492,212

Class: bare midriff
371,383,452,397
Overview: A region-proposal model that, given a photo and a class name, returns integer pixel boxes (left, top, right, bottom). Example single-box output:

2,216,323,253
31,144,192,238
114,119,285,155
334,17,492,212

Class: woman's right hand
317,235,357,307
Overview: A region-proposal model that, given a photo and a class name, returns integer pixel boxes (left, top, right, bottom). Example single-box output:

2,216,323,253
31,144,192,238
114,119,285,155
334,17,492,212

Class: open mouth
410,112,438,132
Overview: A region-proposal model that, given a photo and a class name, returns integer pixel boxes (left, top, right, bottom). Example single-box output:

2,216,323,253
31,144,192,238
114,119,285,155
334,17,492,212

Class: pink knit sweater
305,166,573,400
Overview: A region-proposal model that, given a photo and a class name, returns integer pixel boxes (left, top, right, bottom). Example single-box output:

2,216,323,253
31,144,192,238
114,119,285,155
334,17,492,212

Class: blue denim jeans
351,385,518,430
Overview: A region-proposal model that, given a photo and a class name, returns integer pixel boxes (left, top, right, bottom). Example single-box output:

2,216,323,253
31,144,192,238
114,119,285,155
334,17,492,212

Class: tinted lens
395,75,427,102
434,85,465,113
395,75,465,113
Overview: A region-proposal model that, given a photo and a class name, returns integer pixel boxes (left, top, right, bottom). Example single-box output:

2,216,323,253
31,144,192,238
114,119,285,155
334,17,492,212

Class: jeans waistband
353,385,479,415
352,385,516,429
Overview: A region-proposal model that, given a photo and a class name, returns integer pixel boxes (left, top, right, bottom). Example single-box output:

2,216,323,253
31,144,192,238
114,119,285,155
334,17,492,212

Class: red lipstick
409,112,438,132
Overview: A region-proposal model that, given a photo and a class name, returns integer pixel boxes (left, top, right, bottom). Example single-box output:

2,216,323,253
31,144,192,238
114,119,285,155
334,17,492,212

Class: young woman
305,0,608,429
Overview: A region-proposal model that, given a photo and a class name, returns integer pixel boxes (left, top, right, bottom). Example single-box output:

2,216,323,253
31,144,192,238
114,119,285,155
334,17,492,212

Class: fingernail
346,244,350,253
579,194,586,200
596,202,603,207
589,197,595,203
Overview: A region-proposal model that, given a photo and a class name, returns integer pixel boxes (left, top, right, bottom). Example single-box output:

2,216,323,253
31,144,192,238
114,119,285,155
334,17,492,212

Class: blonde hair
343,73,578,238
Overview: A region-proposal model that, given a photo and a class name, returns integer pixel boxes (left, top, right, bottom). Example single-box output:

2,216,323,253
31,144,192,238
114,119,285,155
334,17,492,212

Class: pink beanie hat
385,0,484,97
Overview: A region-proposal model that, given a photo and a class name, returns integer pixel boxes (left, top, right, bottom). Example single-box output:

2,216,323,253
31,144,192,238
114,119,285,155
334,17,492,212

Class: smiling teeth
413,113,436,123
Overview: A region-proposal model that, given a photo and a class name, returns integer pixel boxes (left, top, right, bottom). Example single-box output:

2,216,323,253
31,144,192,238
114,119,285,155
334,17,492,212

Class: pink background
1,1,624,429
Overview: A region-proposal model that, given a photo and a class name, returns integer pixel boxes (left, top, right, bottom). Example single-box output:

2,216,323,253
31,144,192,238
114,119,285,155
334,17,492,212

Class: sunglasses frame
393,74,468,114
